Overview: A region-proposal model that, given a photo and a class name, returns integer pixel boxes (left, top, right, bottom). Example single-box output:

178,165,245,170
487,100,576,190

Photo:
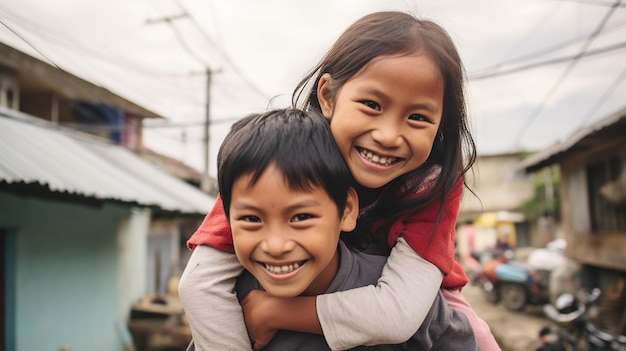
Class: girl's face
318,53,444,189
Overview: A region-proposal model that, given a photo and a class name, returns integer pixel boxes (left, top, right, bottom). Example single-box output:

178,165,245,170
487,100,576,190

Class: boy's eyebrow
231,199,322,212
285,200,323,211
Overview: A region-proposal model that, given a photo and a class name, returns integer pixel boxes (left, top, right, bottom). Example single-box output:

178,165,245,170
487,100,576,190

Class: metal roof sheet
0,107,215,215
516,105,626,173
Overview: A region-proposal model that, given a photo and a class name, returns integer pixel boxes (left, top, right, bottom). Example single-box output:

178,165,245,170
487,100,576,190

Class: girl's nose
371,118,402,148
260,230,295,257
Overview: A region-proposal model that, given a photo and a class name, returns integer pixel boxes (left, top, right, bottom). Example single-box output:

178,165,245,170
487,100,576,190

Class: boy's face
229,163,358,297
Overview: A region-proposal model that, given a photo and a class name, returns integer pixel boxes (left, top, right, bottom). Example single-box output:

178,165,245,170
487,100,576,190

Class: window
0,69,19,109
587,155,626,232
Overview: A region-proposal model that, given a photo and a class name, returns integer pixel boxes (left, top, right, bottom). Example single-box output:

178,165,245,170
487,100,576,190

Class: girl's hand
241,290,277,350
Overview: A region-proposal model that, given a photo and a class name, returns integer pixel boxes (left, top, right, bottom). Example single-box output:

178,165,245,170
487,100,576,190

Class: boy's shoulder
327,241,388,293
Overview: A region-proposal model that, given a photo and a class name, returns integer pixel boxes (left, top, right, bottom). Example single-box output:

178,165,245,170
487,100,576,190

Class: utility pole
146,13,218,194
201,67,213,194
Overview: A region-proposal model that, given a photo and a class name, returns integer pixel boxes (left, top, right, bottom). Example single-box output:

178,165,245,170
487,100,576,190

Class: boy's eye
361,100,381,111
240,215,261,223
291,213,313,222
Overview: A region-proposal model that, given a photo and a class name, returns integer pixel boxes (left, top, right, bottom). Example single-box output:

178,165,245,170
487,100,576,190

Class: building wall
117,208,150,322
146,219,181,295
0,192,148,351
461,153,536,216
560,138,626,272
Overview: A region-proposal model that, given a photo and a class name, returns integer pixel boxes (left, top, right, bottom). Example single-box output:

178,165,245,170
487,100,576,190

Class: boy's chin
262,286,307,298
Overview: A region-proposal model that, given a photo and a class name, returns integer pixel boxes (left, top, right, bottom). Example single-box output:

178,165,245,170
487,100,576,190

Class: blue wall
0,192,138,351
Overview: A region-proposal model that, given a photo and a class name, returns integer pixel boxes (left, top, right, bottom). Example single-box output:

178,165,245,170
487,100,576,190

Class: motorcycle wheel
482,281,500,304
500,283,527,311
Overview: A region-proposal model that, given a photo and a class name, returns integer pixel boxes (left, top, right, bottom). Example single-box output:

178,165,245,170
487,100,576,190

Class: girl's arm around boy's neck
241,290,322,350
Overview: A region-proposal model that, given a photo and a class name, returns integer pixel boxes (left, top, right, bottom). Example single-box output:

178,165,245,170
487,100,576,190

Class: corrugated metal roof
516,105,626,173
0,107,215,215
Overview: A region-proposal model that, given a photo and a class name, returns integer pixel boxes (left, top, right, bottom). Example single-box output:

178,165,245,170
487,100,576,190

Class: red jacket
187,178,469,289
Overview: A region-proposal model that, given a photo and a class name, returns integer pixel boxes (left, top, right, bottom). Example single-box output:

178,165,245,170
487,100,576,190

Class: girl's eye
291,213,313,222
408,114,429,122
361,100,381,111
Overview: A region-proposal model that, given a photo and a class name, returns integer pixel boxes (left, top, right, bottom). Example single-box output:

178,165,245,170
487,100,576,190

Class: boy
187,108,479,350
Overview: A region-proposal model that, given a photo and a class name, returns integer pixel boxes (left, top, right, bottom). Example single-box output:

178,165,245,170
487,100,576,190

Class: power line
552,0,626,7
487,1,564,72
469,40,626,80
574,66,626,128
172,0,271,100
146,12,208,68
0,5,208,114
469,20,626,79
144,115,241,128
511,0,623,149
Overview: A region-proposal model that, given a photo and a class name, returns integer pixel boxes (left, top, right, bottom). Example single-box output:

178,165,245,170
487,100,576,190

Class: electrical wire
511,0,623,149
469,19,626,79
0,5,206,114
487,1,564,72
174,0,270,101
552,0,626,7
0,5,196,80
470,40,626,80
574,65,626,128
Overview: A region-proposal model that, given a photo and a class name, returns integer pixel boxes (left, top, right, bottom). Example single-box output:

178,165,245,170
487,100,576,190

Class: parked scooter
470,248,550,311
536,288,626,351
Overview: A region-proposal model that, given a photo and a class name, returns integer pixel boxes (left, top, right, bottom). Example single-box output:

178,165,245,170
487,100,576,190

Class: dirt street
463,283,550,351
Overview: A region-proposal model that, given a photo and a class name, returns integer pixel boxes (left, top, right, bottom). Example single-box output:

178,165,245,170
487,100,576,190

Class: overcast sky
1,0,625,175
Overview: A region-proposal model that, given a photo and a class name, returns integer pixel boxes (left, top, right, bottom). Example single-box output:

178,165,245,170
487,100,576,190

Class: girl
179,11,500,351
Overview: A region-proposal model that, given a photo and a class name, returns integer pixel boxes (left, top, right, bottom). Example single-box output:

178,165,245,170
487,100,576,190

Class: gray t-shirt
231,241,480,351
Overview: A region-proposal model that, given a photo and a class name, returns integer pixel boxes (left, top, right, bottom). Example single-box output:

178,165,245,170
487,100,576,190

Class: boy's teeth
359,149,396,166
264,262,301,274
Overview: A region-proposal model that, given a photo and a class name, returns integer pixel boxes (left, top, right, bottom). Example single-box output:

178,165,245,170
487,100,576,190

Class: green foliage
519,166,560,222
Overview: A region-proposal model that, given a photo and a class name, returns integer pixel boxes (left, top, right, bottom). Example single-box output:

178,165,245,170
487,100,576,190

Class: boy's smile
229,164,357,297
318,52,443,189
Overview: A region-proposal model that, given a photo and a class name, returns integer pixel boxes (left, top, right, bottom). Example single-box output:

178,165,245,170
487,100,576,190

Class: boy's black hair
218,108,354,219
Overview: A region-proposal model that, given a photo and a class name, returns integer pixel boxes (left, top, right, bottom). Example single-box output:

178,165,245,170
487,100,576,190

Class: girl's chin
354,175,391,190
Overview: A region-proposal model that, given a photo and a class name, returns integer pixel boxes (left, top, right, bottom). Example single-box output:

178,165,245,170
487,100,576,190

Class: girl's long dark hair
292,11,477,247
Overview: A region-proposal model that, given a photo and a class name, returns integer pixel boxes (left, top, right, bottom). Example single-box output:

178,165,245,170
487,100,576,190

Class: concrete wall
559,138,626,271
0,192,148,351
461,153,536,215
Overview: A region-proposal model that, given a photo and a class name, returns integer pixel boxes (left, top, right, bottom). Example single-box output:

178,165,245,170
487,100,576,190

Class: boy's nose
260,231,295,257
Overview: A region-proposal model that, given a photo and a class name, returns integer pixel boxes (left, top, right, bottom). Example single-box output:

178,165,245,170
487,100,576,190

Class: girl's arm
243,237,443,350
317,237,443,349
178,245,252,350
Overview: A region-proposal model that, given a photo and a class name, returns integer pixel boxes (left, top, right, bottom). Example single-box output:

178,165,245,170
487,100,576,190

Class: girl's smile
357,146,399,166
318,52,443,189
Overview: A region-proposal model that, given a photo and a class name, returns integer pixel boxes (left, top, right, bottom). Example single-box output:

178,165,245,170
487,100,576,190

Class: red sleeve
386,177,469,289
186,193,234,252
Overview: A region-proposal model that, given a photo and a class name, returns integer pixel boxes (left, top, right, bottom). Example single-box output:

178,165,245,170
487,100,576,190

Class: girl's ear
340,188,359,232
317,73,334,119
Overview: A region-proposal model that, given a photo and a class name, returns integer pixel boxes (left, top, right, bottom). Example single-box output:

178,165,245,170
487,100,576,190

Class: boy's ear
317,73,334,119
340,188,359,232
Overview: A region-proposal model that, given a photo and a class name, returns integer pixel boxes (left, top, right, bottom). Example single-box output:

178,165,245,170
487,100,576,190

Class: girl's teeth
264,262,301,274
360,149,396,166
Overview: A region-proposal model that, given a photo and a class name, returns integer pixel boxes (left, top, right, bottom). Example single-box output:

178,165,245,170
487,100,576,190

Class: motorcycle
470,248,550,311
536,288,626,351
